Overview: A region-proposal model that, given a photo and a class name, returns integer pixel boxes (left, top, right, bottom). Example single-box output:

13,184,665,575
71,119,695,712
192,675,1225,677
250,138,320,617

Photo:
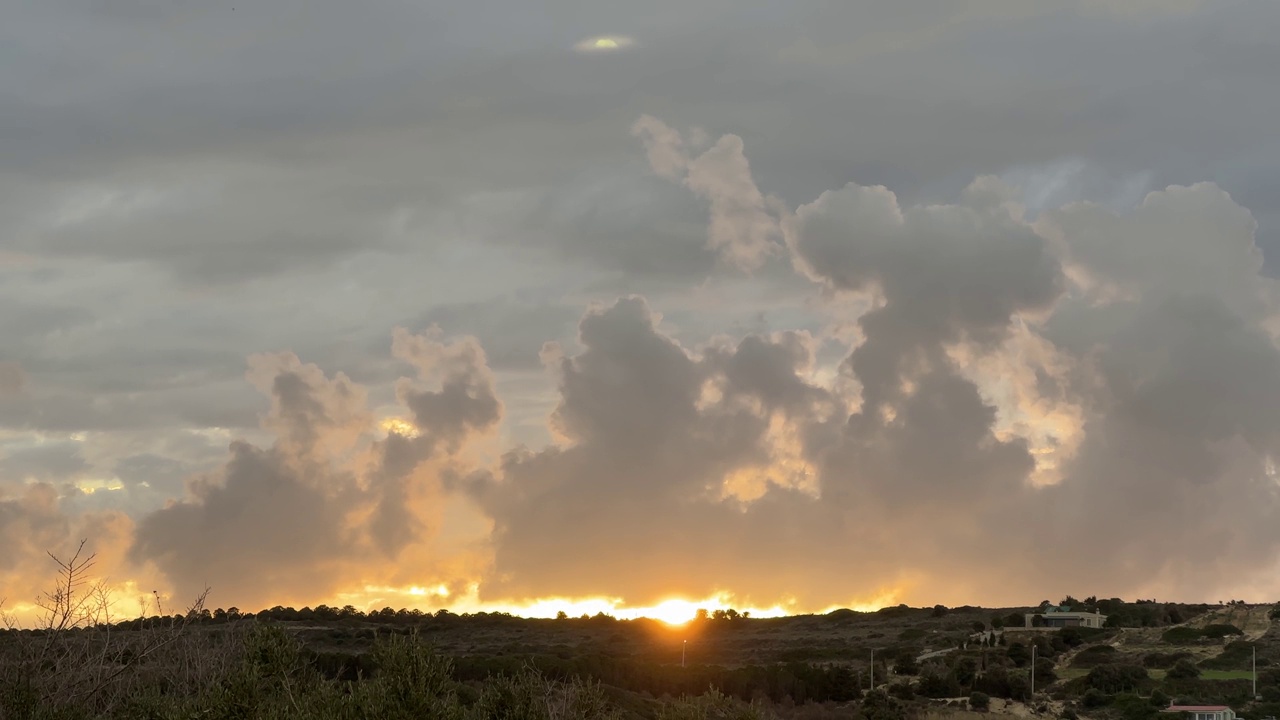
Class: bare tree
0,539,215,716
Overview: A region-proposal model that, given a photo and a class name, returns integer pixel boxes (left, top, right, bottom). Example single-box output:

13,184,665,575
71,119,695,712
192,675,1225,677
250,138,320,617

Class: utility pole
869,649,874,692
1031,643,1036,698
682,640,687,669
1254,645,1258,700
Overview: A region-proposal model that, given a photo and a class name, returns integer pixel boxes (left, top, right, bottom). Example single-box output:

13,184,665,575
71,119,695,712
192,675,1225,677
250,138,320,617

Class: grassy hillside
5,596,1280,718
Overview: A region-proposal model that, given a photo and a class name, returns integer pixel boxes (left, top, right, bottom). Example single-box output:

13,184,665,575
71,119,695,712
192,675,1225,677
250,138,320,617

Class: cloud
15,114,1280,614
0,363,25,396
0,482,138,614
0,441,89,485
128,328,501,610
470,119,1280,610
633,116,783,271
6,0,1280,616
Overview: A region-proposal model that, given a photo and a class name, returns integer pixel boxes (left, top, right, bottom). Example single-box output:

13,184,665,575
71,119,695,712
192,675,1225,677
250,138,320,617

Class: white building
1023,606,1107,629
1161,705,1236,720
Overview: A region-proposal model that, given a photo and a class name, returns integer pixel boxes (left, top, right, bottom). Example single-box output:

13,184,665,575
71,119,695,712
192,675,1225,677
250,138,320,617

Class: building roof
1026,610,1104,616
1163,706,1232,712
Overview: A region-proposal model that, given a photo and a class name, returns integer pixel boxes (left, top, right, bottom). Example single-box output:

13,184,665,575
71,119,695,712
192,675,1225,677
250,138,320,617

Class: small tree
1007,642,1031,667
1150,689,1171,707
893,649,920,676
969,691,990,711
2,539,210,718
1166,658,1201,680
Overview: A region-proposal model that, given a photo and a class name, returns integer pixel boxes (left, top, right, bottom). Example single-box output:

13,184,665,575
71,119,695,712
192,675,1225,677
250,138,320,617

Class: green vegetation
2,552,1277,720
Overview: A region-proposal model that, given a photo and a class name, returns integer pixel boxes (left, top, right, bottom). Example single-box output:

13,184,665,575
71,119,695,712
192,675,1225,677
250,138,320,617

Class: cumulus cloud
10,87,1280,616
128,328,501,610
633,116,783,271
469,119,1280,610
16,118,1277,614
0,483,138,615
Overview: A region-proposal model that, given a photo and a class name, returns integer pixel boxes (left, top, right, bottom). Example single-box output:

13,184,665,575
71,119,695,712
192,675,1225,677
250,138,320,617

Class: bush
1201,624,1244,640
888,683,915,701
1007,642,1031,667
1081,688,1109,708
1112,692,1160,720
968,691,990,711
1143,651,1193,669
1086,663,1149,694
1201,640,1257,670
1070,644,1119,668
475,670,618,720
1034,657,1058,684
1165,659,1201,681
857,689,905,720
893,650,920,676
1161,627,1202,644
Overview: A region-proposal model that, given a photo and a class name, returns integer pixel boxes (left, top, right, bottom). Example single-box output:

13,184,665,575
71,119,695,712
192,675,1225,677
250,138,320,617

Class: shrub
475,670,618,720
1161,627,1202,644
1034,657,1058,685
1086,663,1149,694
1070,645,1118,668
1201,624,1243,640
1143,652,1193,669
1165,659,1201,681
968,691,990,711
1081,688,1109,708
888,683,915,701
1112,692,1160,720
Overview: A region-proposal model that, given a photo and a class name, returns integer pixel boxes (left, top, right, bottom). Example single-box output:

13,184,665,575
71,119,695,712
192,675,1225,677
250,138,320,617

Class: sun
640,599,703,626
572,35,636,53
379,417,419,438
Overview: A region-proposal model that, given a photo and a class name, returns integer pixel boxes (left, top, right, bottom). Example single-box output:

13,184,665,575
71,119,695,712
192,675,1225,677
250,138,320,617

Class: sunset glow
319,585,906,626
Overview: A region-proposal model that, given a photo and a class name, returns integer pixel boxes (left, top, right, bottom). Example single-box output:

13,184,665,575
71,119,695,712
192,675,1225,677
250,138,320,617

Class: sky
5,0,1280,623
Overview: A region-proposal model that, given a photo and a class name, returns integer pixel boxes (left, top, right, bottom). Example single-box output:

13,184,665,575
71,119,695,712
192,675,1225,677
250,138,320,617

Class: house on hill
1161,705,1236,720
1023,605,1106,629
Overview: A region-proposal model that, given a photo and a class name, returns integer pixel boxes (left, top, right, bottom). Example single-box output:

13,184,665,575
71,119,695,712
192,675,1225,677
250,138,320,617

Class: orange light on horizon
306,585,907,625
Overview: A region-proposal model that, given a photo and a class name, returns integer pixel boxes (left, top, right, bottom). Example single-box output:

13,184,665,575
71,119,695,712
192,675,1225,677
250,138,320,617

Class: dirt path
1184,605,1273,641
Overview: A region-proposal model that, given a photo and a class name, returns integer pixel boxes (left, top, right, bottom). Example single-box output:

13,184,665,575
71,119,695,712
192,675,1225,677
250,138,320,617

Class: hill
5,598,1280,719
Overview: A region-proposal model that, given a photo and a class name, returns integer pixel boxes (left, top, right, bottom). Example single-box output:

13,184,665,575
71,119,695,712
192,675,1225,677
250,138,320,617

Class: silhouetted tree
893,649,919,676
1007,642,1031,667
